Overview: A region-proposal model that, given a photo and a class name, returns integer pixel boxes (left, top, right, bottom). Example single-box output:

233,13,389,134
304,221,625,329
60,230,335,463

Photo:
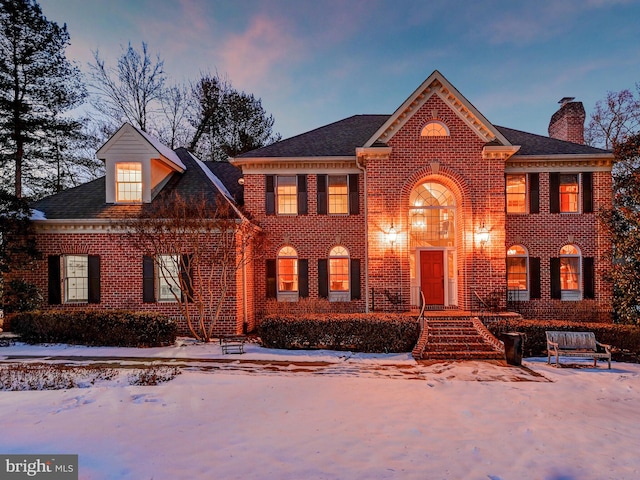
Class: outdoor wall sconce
476,223,490,248
387,223,398,247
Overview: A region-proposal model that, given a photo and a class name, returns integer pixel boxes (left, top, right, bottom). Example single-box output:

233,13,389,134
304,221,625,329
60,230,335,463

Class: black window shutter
549,173,560,213
318,259,328,298
265,175,275,215
582,172,593,213
143,256,155,303
317,175,327,215
181,254,194,303
350,259,361,300
529,173,540,214
583,257,595,299
48,255,61,305
529,257,541,299
297,175,308,215
88,255,101,304
348,174,359,215
299,259,309,298
550,257,561,299
266,259,277,298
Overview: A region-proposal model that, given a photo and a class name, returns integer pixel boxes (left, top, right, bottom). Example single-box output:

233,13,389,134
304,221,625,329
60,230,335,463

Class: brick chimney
548,97,585,144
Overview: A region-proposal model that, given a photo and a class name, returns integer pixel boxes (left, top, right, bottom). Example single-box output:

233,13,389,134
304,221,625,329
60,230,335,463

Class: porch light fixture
387,222,398,247
476,223,490,247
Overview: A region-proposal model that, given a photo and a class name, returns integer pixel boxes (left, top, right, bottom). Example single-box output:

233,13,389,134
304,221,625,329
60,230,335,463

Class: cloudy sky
39,0,640,140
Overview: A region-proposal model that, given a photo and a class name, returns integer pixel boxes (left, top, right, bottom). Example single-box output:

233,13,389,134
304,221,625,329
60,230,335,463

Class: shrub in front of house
258,313,419,353
11,310,177,347
485,318,640,360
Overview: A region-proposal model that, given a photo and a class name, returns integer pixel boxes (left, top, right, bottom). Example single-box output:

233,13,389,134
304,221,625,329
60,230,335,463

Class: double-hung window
157,254,181,302
48,254,101,305
116,162,142,203
328,176,348,214
549,172,593,214
506,174,527,213
276,176,297,215
506,245,529,301
317,174,359,215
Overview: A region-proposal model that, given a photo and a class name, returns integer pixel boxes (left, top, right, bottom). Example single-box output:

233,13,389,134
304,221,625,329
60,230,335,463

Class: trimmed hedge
486,318,640,360
259,313,419,353
11,310,177,347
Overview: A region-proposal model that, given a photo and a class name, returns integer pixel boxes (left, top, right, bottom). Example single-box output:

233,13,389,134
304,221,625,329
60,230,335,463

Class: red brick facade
15,72,613,337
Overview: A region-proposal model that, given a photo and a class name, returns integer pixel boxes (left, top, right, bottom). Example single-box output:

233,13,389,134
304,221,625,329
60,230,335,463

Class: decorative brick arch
400,163,474,308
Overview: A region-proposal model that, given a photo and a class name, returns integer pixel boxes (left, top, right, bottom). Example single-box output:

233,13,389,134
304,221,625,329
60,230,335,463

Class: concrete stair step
422,350,506,360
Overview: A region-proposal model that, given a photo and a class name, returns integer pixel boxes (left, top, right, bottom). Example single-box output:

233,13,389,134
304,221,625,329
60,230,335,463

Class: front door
420,250,445,305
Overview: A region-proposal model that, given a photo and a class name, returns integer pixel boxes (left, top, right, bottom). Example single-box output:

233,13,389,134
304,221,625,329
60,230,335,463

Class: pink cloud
218,15,300,89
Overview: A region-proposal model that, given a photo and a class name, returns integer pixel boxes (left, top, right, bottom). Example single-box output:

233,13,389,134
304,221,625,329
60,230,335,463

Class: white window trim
507,246,530,302
276,176,298,216
115,162,143,204
506,173,528,215
63,254,88,304
277,246,299,302
157,254,181,303
328,246,350,302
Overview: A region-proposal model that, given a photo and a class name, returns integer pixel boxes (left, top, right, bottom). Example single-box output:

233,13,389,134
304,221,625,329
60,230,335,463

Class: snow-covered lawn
1,341,639,480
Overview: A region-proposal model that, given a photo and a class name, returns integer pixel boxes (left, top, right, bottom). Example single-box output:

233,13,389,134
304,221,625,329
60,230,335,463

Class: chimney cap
559,96,576,106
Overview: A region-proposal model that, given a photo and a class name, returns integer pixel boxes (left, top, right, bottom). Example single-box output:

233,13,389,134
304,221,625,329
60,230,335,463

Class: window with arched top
409,182,455,248
559,244,581,294
277,246,298,293
421,121,450,137
507,245,529,299
329,246,350,293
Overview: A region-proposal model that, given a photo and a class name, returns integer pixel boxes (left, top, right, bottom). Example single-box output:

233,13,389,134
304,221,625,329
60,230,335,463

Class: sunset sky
39,0,640,140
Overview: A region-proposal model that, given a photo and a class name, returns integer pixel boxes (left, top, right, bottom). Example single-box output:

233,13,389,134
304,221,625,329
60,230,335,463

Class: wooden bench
546,331,612,369
0,332,20,347
219,335,246,354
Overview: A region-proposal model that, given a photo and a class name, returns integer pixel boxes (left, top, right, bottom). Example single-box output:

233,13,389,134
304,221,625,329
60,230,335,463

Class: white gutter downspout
356,153,369,313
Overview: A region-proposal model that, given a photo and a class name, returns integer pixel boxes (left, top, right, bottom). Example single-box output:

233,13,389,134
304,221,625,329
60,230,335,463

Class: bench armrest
595,341,612,353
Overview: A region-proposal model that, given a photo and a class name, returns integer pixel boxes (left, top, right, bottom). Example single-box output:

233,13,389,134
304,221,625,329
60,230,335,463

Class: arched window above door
409,182,455,248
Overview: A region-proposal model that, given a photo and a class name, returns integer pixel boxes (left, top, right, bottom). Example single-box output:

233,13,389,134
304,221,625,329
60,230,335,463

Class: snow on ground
1,341,639,480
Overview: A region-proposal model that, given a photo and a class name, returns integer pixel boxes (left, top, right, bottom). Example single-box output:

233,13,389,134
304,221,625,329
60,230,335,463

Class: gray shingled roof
32,148,241,220
495,126,610,156
238,115,611,159
237,115,389,157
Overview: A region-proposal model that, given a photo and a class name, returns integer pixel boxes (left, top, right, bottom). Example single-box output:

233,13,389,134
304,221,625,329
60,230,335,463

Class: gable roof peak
364,70,511,147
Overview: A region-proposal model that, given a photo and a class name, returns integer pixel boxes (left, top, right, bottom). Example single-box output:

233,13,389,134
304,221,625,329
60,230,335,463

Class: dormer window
421,121,450,137
116,162,142,202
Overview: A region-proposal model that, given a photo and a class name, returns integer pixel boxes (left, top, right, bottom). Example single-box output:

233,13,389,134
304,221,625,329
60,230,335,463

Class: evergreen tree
0,0,86,198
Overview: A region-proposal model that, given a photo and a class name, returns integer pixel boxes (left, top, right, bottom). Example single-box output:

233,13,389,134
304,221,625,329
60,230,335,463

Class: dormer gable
364,70,519,160
96,123,185,204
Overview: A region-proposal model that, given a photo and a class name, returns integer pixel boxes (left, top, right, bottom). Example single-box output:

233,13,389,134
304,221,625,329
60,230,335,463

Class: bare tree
122,192,263,342
585,88,640,149
88,42,165,133
158,83,191,149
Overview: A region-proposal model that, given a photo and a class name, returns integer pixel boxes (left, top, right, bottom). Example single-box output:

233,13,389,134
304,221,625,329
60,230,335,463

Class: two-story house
232,70,613,321
15,71,613,337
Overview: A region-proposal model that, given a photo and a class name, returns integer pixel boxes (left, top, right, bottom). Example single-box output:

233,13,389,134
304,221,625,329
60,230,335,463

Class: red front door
420,250,445,305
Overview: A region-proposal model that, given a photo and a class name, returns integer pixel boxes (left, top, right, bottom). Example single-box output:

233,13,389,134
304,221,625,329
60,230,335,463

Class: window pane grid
506,174,526,213
64,255,88,302
559,174,578,213
329,258,349,291
328,176,348,214
158,255,180,301
116,163,142,202
277,177,297,214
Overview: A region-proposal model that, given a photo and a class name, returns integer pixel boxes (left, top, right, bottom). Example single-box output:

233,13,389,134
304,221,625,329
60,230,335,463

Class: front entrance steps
412,317,505,361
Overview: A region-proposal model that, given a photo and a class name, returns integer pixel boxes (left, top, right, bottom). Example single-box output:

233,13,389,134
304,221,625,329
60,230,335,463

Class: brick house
22,123,255,335
231,70,613,321
18,71,613,337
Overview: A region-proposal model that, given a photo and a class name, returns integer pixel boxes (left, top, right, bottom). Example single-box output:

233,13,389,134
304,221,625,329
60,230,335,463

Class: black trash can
500,332,524,366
